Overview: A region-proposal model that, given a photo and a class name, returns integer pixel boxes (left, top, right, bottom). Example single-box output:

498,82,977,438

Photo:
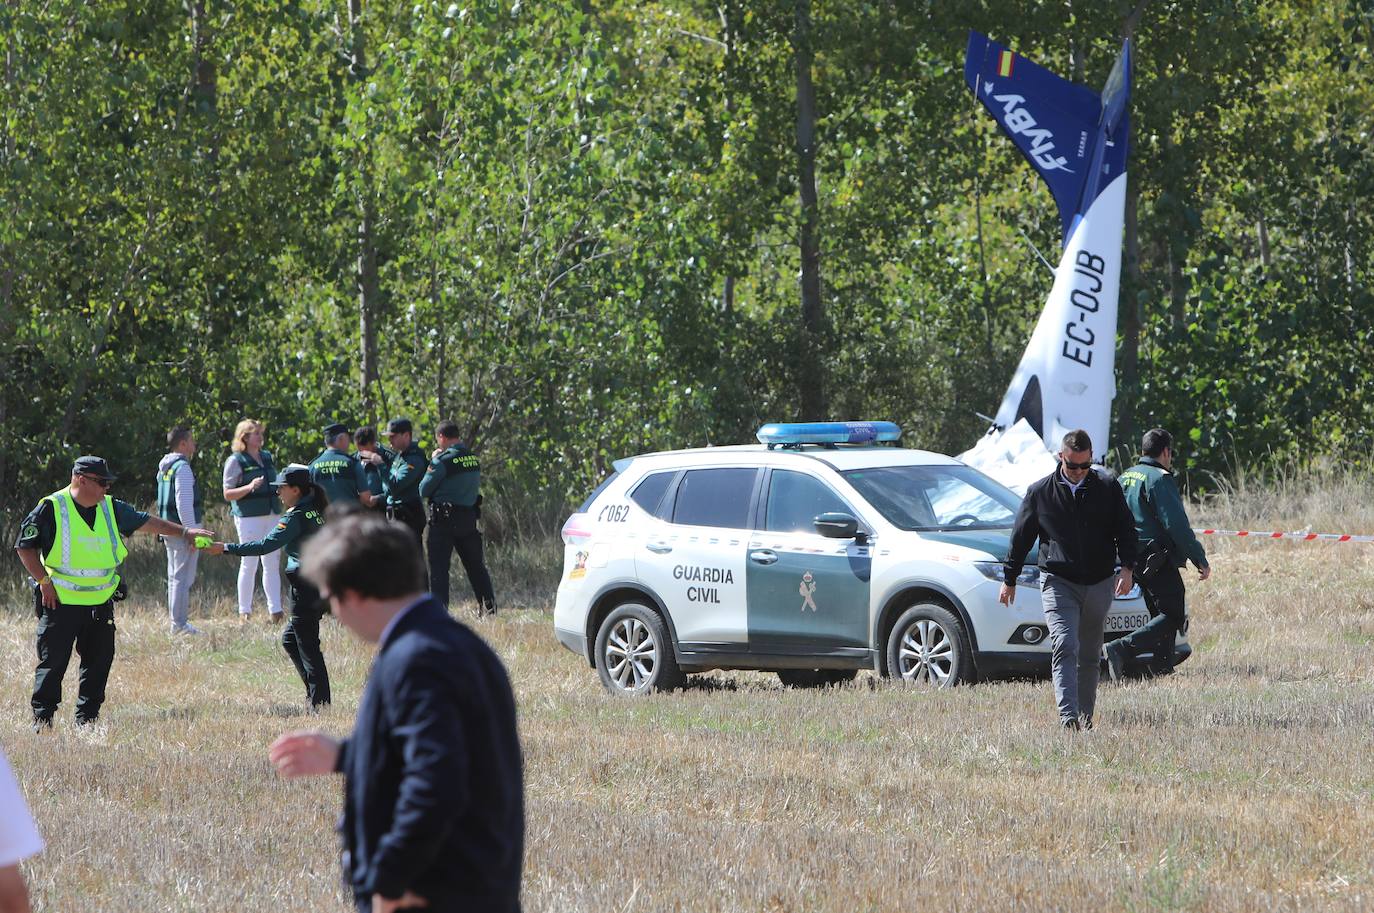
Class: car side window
670,468,757,529
765,470,852,533
629,472,674,515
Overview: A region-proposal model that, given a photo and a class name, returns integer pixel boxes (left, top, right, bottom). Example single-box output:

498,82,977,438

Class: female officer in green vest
15,456,215,730
208,465,332,709
222,418,284,623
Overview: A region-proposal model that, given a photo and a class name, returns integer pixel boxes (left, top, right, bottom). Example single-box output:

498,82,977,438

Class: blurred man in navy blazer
269,513,524,913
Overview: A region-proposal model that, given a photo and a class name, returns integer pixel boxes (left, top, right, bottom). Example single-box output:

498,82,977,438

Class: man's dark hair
355,425,377,447
1142,428,1173,458
168,426,192,450
436,420,461,441
301,512,425,599
1061,429,1092,454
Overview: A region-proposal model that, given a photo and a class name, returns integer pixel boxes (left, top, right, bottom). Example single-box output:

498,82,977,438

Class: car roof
616,443,964,474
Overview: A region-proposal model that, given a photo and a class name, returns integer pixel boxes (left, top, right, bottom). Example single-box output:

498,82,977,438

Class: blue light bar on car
756,421,903,447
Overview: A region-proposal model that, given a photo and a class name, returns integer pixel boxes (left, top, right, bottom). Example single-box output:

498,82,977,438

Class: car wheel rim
898,618,954,686
605,617,657,691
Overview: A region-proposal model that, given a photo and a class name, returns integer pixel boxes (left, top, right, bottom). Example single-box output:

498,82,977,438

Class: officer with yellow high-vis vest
14,456,215,731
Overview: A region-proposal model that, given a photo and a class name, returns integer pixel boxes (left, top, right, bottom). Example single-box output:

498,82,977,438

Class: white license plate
1105,612,1149,633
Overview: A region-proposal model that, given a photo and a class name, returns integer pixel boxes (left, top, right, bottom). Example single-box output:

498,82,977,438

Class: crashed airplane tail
963,32,1131,462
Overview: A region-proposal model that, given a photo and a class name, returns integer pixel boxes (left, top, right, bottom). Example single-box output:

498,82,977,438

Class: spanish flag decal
998,49,1015,78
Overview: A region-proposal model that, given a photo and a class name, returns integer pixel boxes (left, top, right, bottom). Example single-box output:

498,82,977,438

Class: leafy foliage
1,0,1370,538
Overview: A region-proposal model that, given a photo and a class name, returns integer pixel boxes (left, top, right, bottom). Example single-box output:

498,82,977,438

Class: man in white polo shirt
0,746,42,913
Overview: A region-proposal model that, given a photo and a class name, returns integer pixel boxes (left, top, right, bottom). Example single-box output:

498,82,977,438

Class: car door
746,468,872,650
633,466,758,647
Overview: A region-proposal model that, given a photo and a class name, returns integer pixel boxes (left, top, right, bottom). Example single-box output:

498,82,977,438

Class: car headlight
973,561,1039,586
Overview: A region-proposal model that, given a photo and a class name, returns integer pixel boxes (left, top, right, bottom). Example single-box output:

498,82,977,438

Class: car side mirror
814,512,859,539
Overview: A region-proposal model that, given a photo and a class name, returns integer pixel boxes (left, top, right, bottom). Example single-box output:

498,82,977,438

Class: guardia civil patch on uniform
22,524,38,540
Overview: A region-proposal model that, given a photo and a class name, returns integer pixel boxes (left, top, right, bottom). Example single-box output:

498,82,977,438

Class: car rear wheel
776,669,858,688
594,603,685,695
885,602,972,687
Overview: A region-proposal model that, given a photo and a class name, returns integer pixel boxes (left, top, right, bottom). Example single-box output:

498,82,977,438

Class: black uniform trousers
387,500,428,548
33,595,117,724
427,503,496,614
388,500,429,589
283,570,331,707
1116,564,1187,671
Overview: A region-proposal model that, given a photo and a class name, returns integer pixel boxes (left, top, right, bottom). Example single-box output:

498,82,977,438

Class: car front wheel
594,603,685,695
885,602,973,687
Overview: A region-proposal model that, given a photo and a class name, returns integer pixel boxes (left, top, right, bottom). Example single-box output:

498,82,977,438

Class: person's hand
0,862,32,913
249,476,266,492
186,527,216,543
431,448,444,461
1115,567,1134,597
997,583,1015,606
1198,565,1212,581
208,541,226,556
39,579,56,610
269,731,341,778
373,892,429,912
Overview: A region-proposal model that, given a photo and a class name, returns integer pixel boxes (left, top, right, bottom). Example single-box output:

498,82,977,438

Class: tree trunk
1115,0,1150,458
1256,216,1271,267
974,176,994,361
0,44,13,492
350,0,380,423
1118,179,1143,457
793,0,825,420
358,200,380,422
1167,231,1187,328
719,2,738,317
190,1,217,135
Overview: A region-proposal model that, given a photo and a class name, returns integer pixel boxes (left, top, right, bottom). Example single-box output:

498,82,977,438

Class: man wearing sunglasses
14,456,216,730
1000,430,1138,730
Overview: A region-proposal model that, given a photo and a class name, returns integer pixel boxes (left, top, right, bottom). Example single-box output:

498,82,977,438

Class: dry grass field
3,474,1374,912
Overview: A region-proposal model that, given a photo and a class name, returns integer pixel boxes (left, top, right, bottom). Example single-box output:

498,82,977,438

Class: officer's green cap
387,418,413,435
73,455,117,481
323,422,349,440
271,464,313,489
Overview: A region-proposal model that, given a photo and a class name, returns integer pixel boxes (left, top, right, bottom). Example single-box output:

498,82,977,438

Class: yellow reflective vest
41,490,127,605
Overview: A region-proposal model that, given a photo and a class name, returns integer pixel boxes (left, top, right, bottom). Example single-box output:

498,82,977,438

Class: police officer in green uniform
1108,428,1213,679
354,425,390,513
15,456,214,730
310,423,374,508
383,417,428,546
419,420,496,614
208,465,333,708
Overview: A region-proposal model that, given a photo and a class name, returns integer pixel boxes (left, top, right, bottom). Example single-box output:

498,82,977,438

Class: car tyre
776,669,858,688
594,603,685,695
885,602,973,687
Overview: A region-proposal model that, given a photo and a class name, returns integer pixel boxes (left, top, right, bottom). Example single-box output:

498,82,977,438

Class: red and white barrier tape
1194,528,1374,543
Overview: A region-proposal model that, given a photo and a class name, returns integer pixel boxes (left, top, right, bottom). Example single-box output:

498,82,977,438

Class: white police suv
554,422,1186,694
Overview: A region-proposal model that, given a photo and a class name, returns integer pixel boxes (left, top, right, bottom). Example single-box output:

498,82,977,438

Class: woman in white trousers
222,419,284,621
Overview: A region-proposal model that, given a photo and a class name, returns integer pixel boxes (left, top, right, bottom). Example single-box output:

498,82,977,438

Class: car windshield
842,464,1021,531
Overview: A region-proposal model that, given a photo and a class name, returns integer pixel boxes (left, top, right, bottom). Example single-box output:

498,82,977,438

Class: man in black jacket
268,513,524,913
1000,430,1138,730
